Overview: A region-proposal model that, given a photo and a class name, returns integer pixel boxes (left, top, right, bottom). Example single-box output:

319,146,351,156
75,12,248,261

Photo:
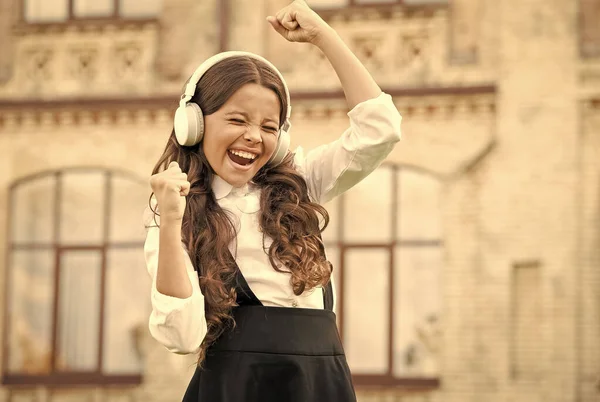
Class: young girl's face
203,83,281,187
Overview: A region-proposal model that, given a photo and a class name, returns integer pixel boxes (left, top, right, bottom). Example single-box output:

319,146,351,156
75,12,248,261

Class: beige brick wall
580,101,600,401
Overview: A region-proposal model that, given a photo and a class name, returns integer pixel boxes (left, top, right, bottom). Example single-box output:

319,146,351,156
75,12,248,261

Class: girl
144,1,402,401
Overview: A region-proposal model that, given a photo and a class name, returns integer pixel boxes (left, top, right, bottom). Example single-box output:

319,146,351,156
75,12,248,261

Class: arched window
3,168,150,386
323,164,442,387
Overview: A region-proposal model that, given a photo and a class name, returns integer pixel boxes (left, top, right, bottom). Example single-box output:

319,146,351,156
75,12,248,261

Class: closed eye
262,126,278,133
229,118,246,124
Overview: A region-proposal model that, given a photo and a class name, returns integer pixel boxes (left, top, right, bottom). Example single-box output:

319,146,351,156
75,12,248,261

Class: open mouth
227,149,258,167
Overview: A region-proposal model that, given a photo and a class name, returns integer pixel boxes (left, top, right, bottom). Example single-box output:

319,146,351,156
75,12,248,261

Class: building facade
0,0,599,401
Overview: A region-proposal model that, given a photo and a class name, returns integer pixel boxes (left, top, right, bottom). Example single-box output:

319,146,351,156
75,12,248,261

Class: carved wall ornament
398,31,429,67
68,46,98,81
113,42,143,82
351,34,388,73
7,21,158,97
24,47,53,81
265,8,468,91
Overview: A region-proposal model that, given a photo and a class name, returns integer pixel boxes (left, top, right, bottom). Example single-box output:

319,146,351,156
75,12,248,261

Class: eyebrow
225,111,278,125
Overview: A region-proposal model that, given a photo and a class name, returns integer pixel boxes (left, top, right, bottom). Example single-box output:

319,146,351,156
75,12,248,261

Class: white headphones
173,51,292,167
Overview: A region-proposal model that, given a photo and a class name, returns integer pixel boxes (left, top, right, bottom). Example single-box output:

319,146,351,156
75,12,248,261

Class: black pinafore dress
182,258,357,402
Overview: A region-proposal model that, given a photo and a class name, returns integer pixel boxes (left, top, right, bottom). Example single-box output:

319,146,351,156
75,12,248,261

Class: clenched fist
149,161,190,223
267,0,332,45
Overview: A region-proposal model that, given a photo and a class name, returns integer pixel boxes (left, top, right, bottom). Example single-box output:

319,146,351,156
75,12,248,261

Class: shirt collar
212,175,254,200
212,175,234,200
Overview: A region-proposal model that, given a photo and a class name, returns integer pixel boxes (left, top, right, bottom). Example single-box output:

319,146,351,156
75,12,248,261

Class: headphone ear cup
268,127,291,166
174,103,204,146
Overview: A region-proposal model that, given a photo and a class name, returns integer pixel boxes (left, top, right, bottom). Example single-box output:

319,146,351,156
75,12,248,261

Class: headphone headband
180,51,292,121
173,51,292,166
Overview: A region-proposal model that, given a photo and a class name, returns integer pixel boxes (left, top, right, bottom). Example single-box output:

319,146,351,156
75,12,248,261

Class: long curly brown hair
149,56,332,365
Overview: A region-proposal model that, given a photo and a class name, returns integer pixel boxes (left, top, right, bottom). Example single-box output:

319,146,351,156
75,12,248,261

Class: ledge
291,85,496,100
0,95,177,112
0,85,496,110
353,374,440,389
12,18,159,35
2,373,142,387
0,85,496,128
313,1,448,21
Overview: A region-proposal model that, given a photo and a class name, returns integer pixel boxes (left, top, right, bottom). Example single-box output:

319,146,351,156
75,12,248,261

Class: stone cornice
313,1,448,22
12,18,159,36
0,85,496,129
291,86,496,120
0,96,176,129
0,96,177,112
291,85,495,100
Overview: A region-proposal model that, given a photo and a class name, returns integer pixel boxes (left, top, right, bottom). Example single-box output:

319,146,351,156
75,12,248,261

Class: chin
222,170,254,187
229,177,251,187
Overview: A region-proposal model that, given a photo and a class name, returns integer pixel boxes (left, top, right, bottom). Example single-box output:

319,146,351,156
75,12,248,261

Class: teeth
229,150,257,160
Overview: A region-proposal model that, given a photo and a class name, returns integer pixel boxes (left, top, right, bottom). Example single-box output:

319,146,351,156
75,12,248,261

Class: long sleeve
143,206,207,354
294,92,402,204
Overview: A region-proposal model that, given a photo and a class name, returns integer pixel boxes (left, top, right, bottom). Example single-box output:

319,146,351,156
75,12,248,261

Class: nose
243,125,262,144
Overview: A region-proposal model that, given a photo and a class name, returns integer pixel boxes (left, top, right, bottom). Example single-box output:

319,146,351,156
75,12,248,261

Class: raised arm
268,0,381,108
268,1,402,203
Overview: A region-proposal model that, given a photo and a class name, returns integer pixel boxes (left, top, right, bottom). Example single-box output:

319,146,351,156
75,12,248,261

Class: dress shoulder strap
322,280,334,311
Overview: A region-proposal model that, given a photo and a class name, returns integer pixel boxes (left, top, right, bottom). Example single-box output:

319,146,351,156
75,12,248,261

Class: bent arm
143,206,207,354
295,28,402,203
296,93,402,204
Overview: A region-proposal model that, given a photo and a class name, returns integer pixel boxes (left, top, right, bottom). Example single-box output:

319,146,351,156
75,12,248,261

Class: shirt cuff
150,283,200,317
347,91,391,116
346,91,402,144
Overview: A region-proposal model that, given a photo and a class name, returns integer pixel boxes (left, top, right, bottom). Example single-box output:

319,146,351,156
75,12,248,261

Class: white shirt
143,92,402,354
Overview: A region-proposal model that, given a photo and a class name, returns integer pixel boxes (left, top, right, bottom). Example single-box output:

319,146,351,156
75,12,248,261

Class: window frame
579,0,600,58
19,0,158,25
1,168,147,387
309,0,447,11
323,163,442,389
312,0,404,7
